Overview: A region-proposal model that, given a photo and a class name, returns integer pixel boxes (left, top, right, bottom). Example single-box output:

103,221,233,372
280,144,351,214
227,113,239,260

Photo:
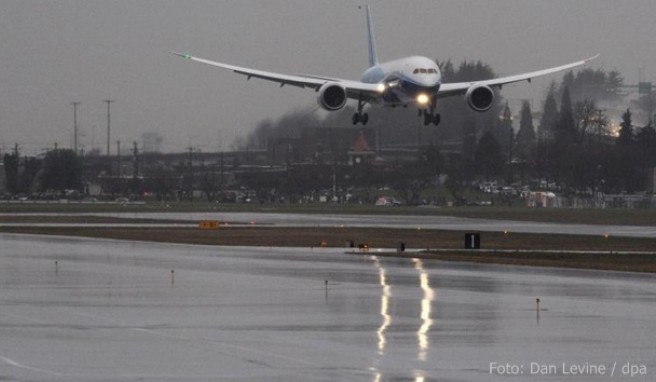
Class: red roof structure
353,130,370,152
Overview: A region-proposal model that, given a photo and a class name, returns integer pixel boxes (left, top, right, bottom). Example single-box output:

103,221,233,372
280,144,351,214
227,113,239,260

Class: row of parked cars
479,183,521,196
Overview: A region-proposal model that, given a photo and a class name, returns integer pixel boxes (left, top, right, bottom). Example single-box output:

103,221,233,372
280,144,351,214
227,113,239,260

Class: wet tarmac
1,233,654,381
3,211,655,238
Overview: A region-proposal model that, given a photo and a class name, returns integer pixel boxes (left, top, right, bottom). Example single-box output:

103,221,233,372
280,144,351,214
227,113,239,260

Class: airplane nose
401,79,440,97
419,76,440,87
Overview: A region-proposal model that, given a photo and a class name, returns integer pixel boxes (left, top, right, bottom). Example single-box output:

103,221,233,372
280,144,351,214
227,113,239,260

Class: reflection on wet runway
372,258,436,380
1,233,654,381
414,259,436,362
374,258,392,356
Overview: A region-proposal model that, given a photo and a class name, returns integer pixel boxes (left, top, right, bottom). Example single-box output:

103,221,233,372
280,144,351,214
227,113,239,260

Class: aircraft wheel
352,113,360,125
433,113,441,126
362,113,369,125
423,112,431,126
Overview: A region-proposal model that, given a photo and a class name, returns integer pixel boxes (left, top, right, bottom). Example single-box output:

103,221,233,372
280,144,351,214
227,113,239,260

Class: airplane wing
172,52,382,99
437,54,599,98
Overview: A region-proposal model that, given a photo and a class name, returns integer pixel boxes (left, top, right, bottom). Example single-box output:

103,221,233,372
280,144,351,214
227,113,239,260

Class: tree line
3,149,82,196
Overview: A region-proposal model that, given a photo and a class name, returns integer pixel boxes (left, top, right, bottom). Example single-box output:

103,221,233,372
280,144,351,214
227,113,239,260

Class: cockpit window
413,68,438,74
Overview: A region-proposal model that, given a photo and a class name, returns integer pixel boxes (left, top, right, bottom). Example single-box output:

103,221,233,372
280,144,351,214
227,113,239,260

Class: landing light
417,94,430,105
376,83,386,93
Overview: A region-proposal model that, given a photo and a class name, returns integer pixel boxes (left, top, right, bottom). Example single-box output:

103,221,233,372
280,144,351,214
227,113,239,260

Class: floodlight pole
104,99,115,156
71,102,80,154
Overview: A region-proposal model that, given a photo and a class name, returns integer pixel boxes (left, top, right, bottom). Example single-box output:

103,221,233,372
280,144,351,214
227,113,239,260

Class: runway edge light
199,220,220,230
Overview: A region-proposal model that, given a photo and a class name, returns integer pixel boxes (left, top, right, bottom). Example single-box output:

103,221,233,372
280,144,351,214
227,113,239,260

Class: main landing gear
352,97,369,125
352,111,369,125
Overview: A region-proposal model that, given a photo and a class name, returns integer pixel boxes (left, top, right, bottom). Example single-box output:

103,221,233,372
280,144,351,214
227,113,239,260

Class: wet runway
1,233,654,381
107,211,656,238
5,211,655,238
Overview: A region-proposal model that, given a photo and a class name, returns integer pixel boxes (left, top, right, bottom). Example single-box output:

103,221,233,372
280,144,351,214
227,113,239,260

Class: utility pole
116,140,121,178
103,99,115,156
220,151,224,189
71,102,80,155
131,141,139,195
132,142,139,182
187,145,194,201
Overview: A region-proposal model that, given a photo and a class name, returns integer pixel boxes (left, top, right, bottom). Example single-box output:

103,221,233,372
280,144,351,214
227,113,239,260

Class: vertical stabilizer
365,5,379,67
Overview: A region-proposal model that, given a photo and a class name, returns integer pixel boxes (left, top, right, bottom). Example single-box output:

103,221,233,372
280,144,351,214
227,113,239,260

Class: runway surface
1,233,654,381
3,211,655,238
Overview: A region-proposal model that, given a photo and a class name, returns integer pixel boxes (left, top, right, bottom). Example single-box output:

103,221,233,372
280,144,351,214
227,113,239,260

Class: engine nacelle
465,84,495,112
317,82,347,111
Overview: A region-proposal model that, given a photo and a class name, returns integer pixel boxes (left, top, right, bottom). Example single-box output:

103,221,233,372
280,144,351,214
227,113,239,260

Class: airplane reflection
413,259,435,361
372,371,427,382
373,257,392,355
371,257,437,381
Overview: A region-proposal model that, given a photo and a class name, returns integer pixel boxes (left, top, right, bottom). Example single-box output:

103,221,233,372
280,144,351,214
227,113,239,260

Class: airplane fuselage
362,56,441,106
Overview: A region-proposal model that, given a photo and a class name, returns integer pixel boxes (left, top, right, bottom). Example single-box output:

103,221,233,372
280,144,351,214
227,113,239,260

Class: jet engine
465,84,495,112
317,83,347,111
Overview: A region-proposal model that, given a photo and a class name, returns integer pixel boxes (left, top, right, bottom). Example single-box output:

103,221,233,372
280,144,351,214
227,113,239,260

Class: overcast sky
1,0,655,155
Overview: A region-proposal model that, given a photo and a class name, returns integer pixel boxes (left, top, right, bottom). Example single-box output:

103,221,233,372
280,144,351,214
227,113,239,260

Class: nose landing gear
419,96,440,126
418,109,440,126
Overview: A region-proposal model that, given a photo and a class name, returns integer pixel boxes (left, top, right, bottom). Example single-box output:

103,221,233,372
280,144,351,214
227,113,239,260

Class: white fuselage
361,56,441,106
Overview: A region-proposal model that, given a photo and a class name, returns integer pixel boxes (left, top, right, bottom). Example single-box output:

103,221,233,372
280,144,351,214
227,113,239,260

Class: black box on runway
464,233,481,249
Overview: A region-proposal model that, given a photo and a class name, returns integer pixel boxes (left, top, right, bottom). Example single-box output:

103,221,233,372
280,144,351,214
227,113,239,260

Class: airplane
173,5,597,127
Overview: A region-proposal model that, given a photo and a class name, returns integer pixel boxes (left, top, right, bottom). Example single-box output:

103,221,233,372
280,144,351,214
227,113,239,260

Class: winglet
171,51,192,60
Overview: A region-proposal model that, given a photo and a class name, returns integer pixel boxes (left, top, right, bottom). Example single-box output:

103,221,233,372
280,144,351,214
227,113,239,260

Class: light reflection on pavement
1,233,654,381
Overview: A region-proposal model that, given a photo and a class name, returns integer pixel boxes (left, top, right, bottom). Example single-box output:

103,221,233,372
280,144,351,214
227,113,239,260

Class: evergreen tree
555,87,576,147
18,157,41,193
617,109,633,146
3,152,19,194
560,68,623,103
39,149,83,192
605,70,624,101
474,131,505,180
538,82,559,142
560,71,575,99
437,59,455,79
635,122,656,166
424,143,444,183
461,115,477,163
492,102,513,160
460,115,478,183
516,100,536,162
614,109,642,192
